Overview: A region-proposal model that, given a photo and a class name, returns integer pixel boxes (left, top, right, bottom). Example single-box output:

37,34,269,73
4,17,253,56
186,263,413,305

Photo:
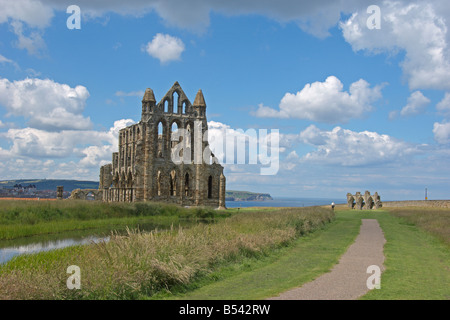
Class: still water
0,221,191,265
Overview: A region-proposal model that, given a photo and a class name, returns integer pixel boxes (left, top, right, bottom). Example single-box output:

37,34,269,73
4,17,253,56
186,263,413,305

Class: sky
1,0,450,200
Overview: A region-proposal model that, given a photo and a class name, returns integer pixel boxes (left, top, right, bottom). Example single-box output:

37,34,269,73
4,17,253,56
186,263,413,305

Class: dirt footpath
269,219,386,300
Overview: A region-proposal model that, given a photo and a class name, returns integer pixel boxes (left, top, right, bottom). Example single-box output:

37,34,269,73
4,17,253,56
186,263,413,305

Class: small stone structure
56,186,64,200
347,191,382,210
69,189,103,201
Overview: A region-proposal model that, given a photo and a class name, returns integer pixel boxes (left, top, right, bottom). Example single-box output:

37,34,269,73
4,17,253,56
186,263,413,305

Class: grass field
0,200,221,239
161,209,361,300
0,206,334,299
0,202,448,300
163,207,449,300
362,207,450,299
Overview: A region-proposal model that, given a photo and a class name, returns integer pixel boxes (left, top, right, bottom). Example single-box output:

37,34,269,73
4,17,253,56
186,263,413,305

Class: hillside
225,190,273,201
0,179,99,192
0,180,272,201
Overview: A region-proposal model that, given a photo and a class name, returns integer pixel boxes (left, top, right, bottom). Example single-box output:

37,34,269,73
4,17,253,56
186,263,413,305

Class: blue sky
1,0,450,200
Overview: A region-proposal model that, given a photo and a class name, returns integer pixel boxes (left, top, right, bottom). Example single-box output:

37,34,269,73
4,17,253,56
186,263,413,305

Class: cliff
225,190,273,201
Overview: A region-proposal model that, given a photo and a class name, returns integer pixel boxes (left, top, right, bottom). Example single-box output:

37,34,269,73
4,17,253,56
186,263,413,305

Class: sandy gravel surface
269,219,386,300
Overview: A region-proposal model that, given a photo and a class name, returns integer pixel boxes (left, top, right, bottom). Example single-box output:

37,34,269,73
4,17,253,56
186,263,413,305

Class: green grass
1,204,448,300
0,200,224,239
161,210,361,300
361,208,450,300
161,208,449,300
385,207,450,246
0,216,185,240
0,206,334,299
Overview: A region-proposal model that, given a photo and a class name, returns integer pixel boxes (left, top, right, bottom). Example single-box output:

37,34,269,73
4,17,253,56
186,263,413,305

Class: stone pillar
219,173,226,209
57,186,64,200
347,193,354,208
144,124,151,201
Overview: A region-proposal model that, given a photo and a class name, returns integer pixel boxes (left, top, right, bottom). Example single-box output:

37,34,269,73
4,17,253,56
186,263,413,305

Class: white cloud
436,92,450,118
10,20,46,56
0,77,92,131
207,121,280,175
0,54,13,64
400,91,430,117
0,53,20,70
433,121,450,144
299,125,422,166
32,0,363,36
253,76,383,124
144,33,185,64
0,0,54,28
340,1,450,90
0,118,135,179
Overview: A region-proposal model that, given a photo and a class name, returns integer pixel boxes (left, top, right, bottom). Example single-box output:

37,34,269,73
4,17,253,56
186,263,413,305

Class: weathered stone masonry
347,191,382,210
99,82,226,209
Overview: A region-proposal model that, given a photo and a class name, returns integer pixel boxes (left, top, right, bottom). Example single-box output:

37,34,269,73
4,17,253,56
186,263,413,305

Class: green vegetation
0,179,99,191
361,208,450,300
0,206,334,300
162,208,450,300
385,207,450,246
1,202,448,300
225,190,273,201
165,209,361,300
0,200,221,239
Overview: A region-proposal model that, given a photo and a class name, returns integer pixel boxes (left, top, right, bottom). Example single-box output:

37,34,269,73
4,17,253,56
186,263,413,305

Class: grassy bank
166,209,361,300
0,206,334,299
384,207,450,246
0,200,221,239
361,207,450,299
165,208,449,300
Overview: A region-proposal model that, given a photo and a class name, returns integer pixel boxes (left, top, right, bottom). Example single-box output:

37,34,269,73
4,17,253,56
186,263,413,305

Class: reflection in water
0,219,207,265
0,236,109,265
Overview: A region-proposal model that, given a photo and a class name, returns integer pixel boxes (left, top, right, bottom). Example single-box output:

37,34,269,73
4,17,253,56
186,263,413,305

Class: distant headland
0,179,272,202
225,190,273,202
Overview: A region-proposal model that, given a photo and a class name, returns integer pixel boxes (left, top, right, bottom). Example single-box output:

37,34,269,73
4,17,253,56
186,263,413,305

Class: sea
225,197,345,208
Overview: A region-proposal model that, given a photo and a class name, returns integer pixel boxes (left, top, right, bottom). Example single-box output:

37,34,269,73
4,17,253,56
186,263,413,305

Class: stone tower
99,82,226,209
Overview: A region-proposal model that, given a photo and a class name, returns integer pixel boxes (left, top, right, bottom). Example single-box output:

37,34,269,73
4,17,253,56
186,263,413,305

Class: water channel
0,220,200,265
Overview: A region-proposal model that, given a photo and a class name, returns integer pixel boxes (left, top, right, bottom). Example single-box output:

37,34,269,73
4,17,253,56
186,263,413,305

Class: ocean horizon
225,197,346,208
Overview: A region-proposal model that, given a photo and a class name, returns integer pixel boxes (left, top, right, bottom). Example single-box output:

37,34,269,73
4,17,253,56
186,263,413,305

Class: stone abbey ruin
347,191,382,210
95,82,226,209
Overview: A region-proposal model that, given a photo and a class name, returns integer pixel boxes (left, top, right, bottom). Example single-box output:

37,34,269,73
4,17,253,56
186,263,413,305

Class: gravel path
269,219,386,300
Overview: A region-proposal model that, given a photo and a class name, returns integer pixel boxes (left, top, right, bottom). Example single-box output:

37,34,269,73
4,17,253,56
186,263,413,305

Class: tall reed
0,207,334,300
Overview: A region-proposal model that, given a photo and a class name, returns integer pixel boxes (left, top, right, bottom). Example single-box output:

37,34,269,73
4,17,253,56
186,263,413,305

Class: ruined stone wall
69,189,103,201
347,191,382,210
99,82,226,209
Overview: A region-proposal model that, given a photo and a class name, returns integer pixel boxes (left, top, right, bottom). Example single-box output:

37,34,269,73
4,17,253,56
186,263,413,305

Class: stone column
57,186,64,200
219,173,226,209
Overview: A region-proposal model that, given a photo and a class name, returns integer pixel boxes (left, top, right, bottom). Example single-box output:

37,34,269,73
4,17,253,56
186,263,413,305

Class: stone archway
69,189,103,201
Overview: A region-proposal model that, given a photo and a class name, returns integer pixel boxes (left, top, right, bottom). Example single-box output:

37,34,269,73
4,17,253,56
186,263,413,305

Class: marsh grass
0,200,222,239
0,207,334,300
